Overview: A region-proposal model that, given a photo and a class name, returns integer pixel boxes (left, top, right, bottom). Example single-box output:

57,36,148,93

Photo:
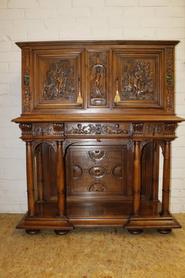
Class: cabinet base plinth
125,215,181,230
16,213,73,232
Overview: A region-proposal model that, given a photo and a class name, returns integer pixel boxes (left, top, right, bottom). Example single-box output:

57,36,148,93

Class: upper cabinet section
17,40,178,115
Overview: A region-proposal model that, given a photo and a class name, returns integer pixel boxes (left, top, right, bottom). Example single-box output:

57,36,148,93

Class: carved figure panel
43,59,77,102
87,51,108,106
121,58,155,100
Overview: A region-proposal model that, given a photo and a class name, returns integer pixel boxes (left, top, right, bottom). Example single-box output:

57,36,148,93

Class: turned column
26,141,35,216
133,141,142,216
56,141,65,216
161,141,171,216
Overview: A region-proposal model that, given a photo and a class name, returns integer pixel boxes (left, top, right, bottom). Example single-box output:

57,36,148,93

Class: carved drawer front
86,50,109,107
66,145,127,196
33,48,84,111
112,49,164,110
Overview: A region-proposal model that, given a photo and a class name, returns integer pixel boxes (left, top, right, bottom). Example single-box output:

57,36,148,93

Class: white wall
0,0,185,213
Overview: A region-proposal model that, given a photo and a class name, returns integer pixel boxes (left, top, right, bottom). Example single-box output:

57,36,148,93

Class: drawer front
66,145,128,197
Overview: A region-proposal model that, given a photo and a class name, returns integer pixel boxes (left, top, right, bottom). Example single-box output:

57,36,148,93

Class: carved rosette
88,51,108,106
66,123,129,136
165,48,174,112
121,59,154,101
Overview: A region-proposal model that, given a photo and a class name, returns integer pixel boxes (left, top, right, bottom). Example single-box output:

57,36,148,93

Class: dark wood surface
13,40,184,234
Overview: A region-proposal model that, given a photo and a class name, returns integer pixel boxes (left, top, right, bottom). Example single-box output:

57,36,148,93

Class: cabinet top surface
16,40,179,48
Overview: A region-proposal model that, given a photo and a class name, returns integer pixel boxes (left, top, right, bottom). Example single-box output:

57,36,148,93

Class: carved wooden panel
112,49,163,109
87,50,109,107
33,49,84,111
66,145,127,196
121,59,155,100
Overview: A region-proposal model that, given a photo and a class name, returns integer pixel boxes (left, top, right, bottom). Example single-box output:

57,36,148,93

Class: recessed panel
33,49,84,111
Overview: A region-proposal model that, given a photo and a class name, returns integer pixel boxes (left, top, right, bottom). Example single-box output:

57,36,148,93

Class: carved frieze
43,59,77,102
132,122,177,138
121,59,154,100
165,48,174,112
88,52,108,106
66,123,130,136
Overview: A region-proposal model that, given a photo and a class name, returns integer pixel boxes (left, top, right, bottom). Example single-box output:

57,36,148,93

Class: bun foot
26,229,40,235
54,230,69,235
127,229,143,235
157,229,172,234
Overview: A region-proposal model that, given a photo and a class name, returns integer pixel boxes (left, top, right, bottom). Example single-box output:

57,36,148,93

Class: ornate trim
66,123,129,135
22,49,31,112
165,48,174,112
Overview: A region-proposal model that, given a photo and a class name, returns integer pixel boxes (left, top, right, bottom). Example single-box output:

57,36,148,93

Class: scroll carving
121,59,154,100
66,123,129,135
166,48,174,112
89,52,107,106
43,60,77,102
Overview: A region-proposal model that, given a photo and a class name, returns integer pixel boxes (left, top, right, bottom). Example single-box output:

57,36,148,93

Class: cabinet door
86,50,110,107
33,48,84,111
112,48,164,110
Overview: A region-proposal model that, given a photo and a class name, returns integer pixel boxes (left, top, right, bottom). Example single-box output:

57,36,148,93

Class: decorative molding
166,48,174,112
43,59,77,102
121,59,154,100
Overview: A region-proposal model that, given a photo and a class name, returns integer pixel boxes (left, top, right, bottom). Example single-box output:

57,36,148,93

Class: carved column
56,141,65,216
26,141,35,216
161,141,171,216
133,141,142,216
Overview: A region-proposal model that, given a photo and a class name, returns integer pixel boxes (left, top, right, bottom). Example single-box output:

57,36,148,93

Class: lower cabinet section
16,138,181,234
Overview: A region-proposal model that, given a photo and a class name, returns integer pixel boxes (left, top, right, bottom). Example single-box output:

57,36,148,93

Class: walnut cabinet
12,40,184,235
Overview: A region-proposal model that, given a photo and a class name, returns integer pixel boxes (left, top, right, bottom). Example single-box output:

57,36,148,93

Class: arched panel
33,142,57,202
